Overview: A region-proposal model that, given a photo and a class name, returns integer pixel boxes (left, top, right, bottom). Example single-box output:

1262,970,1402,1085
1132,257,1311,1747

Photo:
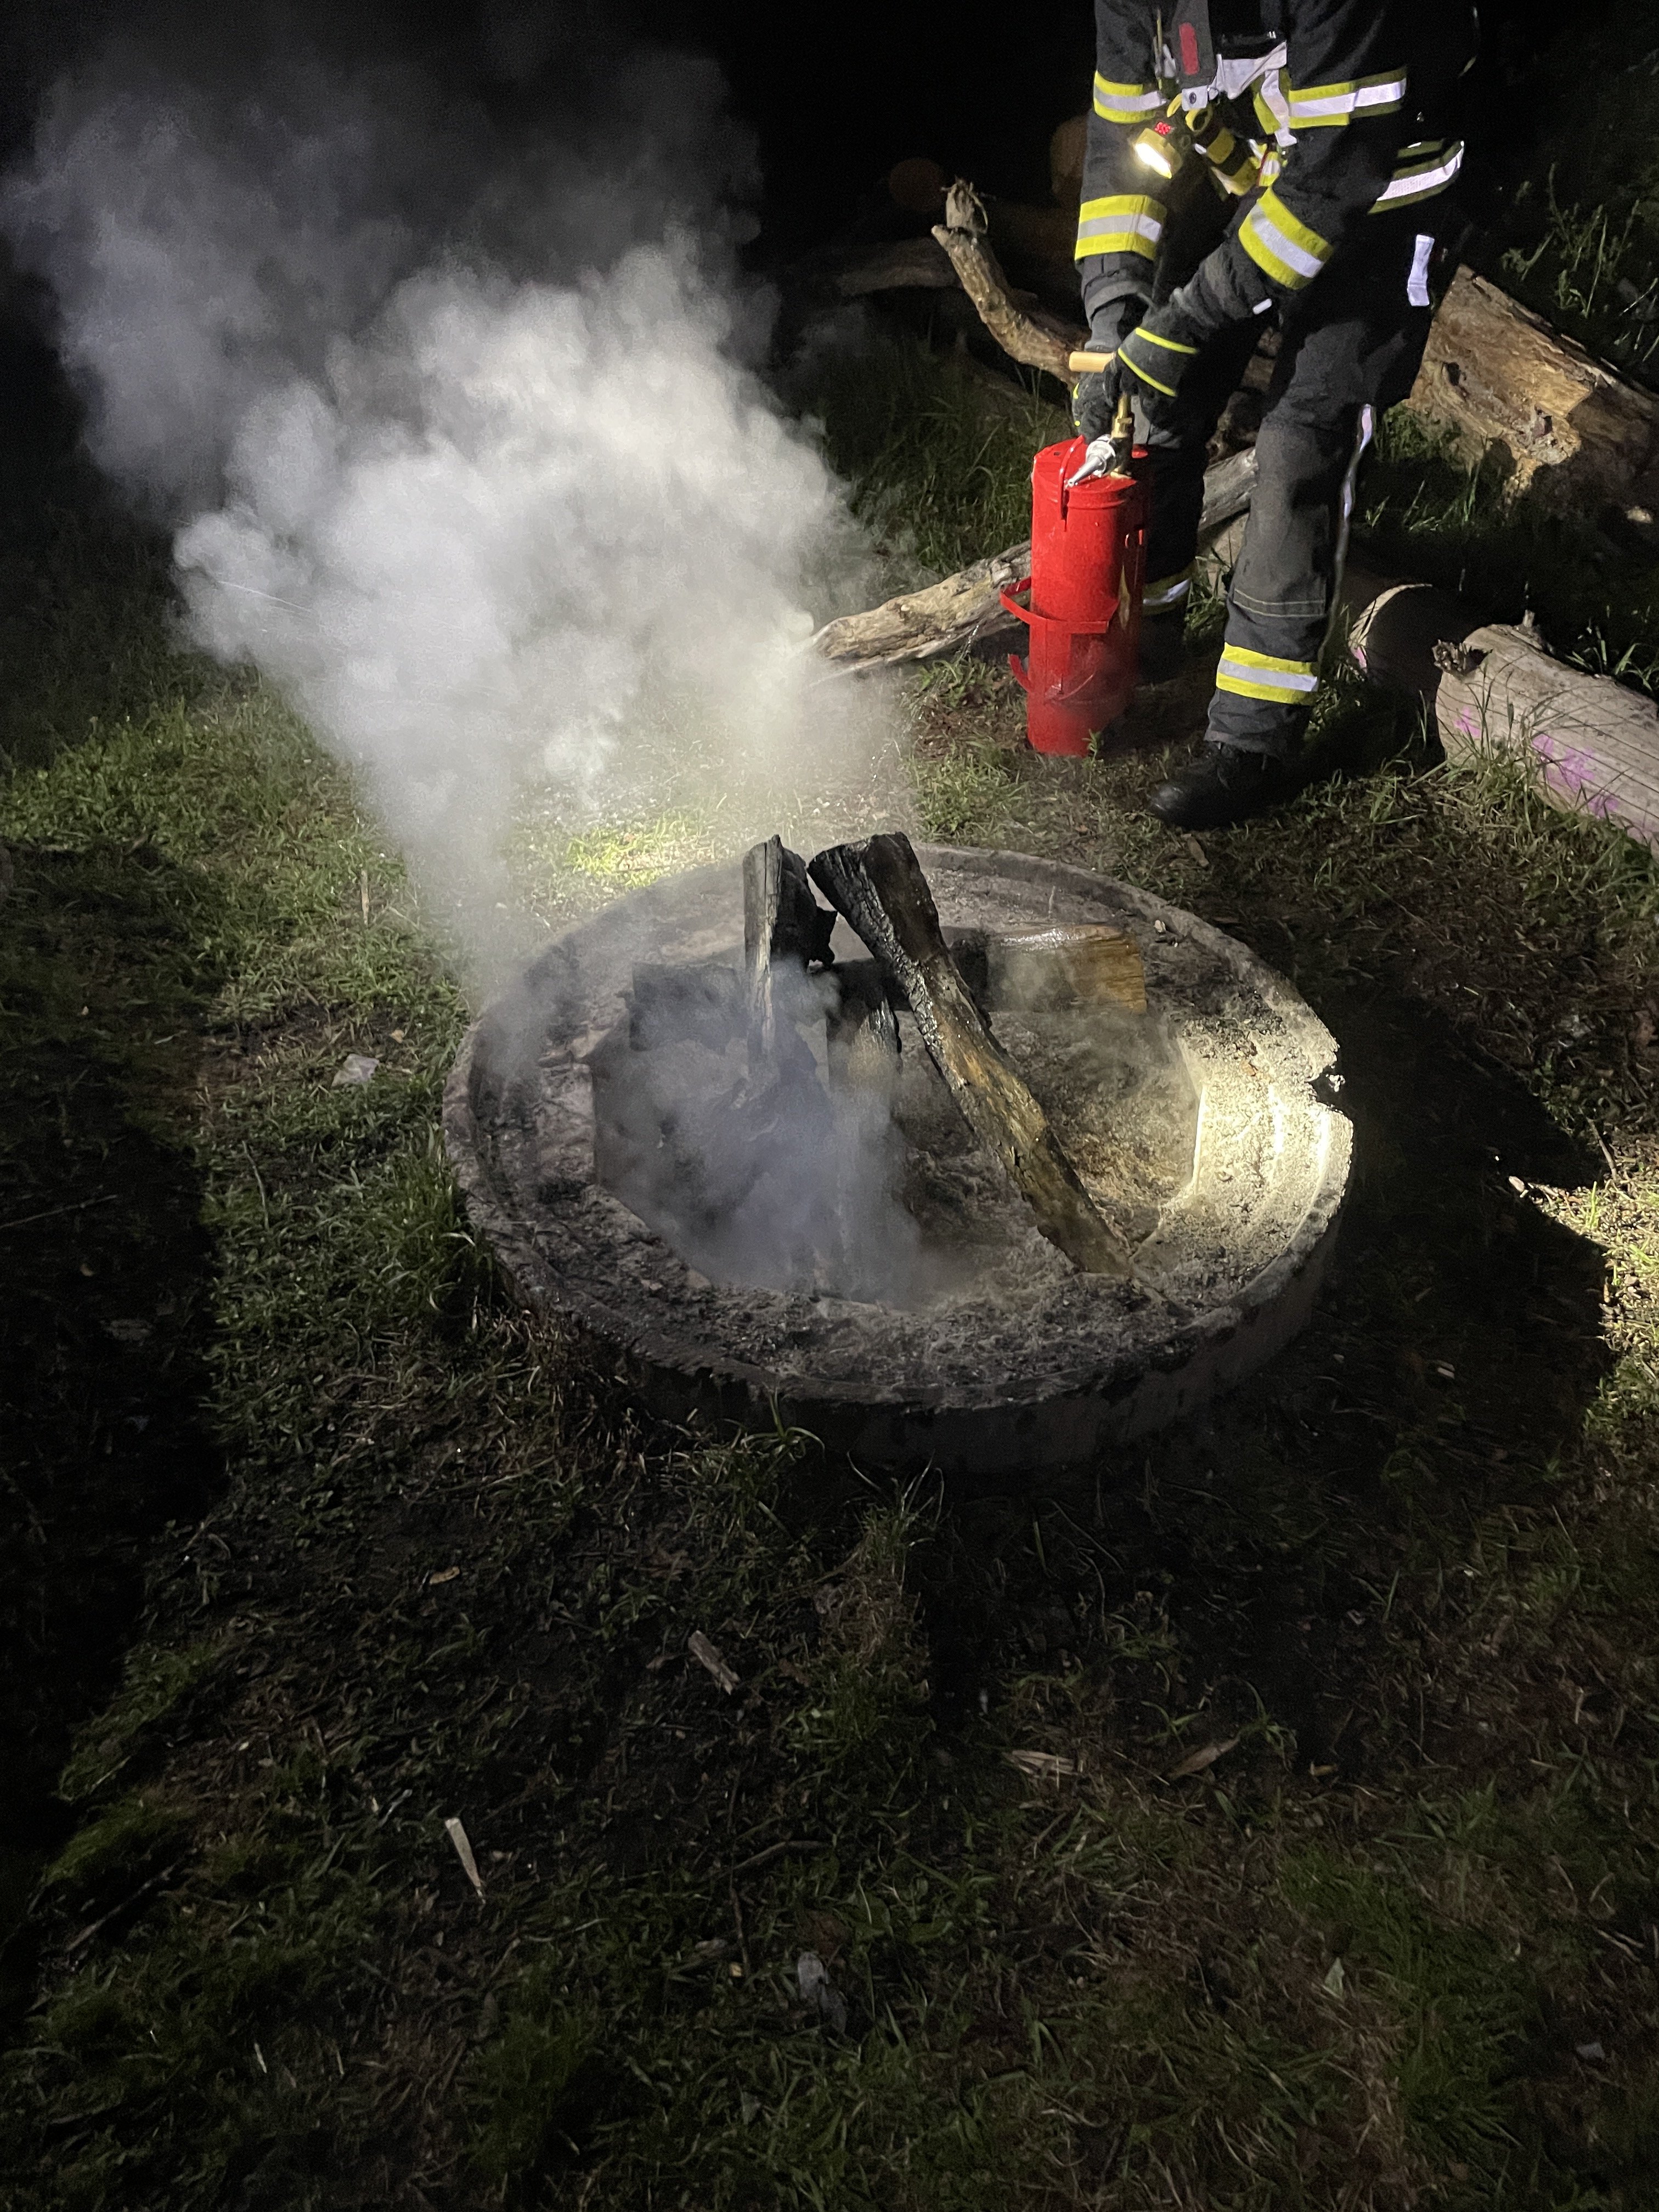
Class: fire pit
444,844,1351,1476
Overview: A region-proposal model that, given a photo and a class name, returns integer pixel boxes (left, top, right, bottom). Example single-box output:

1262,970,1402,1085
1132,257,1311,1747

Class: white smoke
2,33,900,985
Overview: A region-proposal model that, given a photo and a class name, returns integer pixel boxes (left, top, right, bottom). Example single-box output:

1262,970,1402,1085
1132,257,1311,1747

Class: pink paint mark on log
1456,710,1479,737
1533,731,1618,817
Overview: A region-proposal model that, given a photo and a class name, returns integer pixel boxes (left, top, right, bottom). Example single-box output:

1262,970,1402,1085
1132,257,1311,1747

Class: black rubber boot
1147,743,1301,830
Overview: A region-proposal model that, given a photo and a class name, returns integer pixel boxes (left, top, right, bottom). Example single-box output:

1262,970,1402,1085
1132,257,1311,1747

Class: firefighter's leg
1150,218,1438,825
1137,314,1261,678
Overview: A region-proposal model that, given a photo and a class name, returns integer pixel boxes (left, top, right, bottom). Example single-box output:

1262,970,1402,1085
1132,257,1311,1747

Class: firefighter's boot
1147,742,1301,829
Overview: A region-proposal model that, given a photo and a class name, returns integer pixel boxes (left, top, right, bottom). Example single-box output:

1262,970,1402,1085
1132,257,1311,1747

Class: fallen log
929,180,1082,383
836,236,961,298
921,179,1659,515
1408,267,1659,518
809,833,1133,1276
812,447,1257,670
1348,590,1659,853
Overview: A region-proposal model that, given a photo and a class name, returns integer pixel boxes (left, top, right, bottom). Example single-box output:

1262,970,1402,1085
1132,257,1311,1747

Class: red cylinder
1001,436,1146,757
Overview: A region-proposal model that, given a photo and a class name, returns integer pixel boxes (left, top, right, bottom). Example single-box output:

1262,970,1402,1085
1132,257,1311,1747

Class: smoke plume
2,27,899,985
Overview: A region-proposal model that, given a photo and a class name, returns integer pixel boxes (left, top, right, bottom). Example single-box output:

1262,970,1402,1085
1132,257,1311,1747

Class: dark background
0,1,1574,258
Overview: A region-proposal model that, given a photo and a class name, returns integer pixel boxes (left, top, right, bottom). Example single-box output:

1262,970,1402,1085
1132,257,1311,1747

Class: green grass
3,321,1659,2211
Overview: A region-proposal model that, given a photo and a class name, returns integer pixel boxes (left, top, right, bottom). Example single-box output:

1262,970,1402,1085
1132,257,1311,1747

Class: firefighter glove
1114,300,1208,430
1071,359,1126,444
1071,295,1146,442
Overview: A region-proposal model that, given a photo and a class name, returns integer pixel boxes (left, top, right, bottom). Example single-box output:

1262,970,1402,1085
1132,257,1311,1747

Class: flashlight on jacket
1132,115,1187,180
1135,103,1260,198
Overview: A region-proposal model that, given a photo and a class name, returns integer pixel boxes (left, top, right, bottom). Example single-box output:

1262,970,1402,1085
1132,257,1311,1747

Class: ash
591,956,1197,1311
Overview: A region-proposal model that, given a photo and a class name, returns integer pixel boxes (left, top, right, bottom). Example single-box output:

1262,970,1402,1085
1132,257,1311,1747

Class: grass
3,314,1659,2210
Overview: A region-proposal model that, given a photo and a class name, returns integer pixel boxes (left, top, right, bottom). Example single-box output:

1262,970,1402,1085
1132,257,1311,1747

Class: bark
808,833,1133,1276
929,180,1084,383
1408,267,1659,517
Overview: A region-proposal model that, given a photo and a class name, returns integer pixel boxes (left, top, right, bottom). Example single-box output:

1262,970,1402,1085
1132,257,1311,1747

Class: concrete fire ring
443,846,1351,1476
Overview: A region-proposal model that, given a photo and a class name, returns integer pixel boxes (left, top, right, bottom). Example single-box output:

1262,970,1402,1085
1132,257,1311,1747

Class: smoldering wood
825,962,902,1096
836,922,1145,1019
808,832,1133,1277
630,923,1143,1063
742,836,838,1066
742,834,785,1061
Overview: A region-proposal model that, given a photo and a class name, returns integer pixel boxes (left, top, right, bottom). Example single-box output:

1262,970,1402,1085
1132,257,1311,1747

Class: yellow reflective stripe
1222,647,1319,675
1119,354,1180,399
1199,128,1261,194
1094,73,1164,122
1143,566,1193,611
1286,67,1408,125
1130,327,1198,355
1370,139,1465,210
1240,188,1331,289
1075,193,1166,262
1216,645,1319,702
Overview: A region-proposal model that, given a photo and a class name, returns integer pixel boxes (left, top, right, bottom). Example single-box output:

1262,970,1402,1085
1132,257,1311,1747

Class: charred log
808,832,1133,1276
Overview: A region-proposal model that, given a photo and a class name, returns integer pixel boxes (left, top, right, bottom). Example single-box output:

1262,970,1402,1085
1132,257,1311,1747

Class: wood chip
427,1566,460,1585
1184,834,1209,867
1166,1736,1239,1780
689,1630,739,1695
444,1815,486,1899
1005,1748,1080,1782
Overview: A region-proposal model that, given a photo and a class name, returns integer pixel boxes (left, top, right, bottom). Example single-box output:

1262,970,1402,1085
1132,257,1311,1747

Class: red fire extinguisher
1000,414,1146,758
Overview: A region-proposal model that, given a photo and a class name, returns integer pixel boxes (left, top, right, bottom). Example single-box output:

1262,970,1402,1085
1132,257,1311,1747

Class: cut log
1346,591,1659,851
808,833,1133,1276
930,180,1083,383
1408,267,1659,515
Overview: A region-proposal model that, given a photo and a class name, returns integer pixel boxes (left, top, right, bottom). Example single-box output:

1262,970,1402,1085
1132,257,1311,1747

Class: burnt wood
808,832,1133,1276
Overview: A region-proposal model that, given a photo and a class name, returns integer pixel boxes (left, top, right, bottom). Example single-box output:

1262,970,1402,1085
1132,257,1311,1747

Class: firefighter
1072,0,1478,828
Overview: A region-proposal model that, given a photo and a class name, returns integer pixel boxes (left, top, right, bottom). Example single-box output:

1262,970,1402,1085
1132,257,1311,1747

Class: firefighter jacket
1077,0,1478,332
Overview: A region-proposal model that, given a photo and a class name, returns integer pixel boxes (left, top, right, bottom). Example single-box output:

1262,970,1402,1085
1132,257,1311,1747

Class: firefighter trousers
1140,209,1440,758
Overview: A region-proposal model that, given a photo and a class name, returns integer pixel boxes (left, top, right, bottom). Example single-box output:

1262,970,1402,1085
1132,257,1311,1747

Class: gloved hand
1114,295,1209,432
1071,356,1125,445
1070,296,1145,442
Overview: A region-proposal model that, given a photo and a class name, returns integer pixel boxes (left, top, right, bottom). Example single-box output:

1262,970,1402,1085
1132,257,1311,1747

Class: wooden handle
1068,349,1115,373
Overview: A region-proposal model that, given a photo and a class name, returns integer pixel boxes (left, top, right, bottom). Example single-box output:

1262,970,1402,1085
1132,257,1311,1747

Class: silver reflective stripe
1407,233,1433,307
1373,141,1465,207
1076,209,1165,248
1325,402,1375,653
1144,574,1193,612
1290,77,1406,119
1216,654,1318,693
1243,205,1325,280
